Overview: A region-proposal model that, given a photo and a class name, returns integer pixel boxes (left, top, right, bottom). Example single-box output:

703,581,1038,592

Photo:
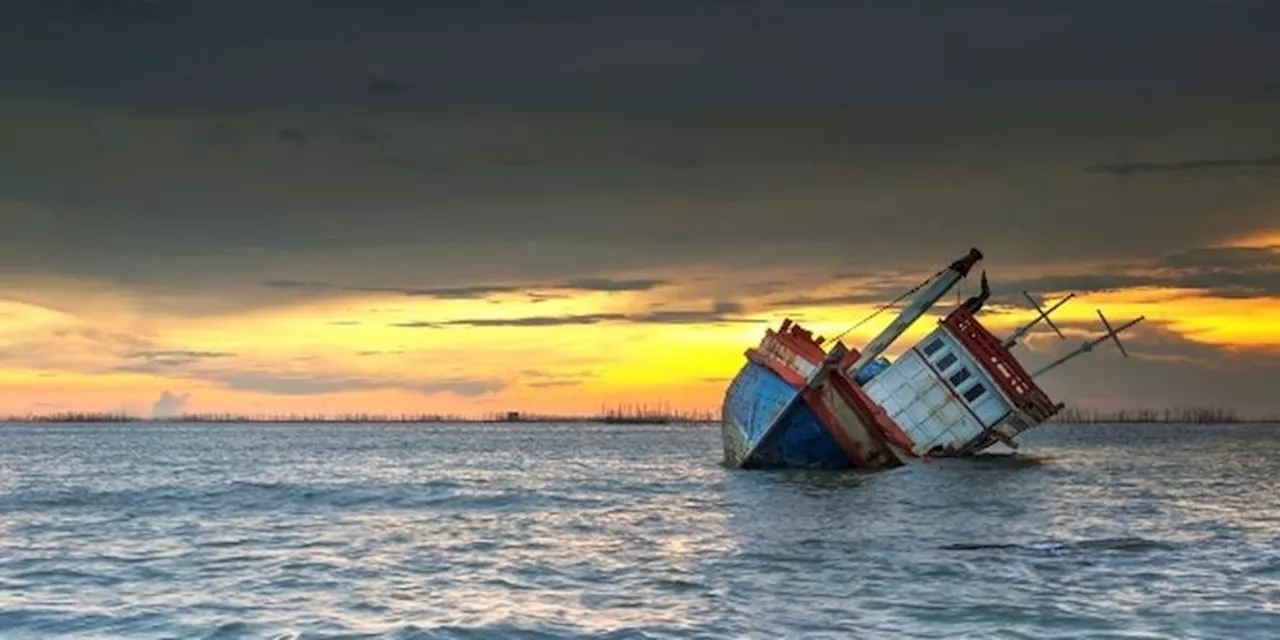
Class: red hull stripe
747,349,809,388
802,386,870,467
941,309,1060,422
826,370,917,455
766,329,827,366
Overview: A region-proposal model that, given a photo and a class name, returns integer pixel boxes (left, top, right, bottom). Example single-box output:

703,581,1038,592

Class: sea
0,421,1276,639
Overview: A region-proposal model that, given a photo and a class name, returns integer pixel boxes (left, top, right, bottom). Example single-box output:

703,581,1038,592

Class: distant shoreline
1049,406,1279,425
4,418,1278,427
1,418,722,426
3,406,1276,426
0,413,719,426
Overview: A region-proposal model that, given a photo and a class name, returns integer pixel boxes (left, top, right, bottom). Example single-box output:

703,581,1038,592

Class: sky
1,0,1278,418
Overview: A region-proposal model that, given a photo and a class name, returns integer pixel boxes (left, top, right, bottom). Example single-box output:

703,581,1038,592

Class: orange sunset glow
3,238,1277,419
4,5,1280,640
2,0,1278,420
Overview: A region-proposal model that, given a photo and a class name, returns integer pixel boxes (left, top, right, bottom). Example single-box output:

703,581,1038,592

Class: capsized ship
721,248,1144,470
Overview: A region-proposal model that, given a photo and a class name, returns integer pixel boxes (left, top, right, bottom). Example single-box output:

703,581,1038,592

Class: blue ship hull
720,361,853,469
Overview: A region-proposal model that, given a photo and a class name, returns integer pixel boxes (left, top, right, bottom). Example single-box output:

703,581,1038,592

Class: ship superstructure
721,248,1143,470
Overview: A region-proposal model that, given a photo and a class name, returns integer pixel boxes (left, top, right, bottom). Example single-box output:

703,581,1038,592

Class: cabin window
949,367,971,387
922,338,944,356
963,383,987,402
936,352,957,371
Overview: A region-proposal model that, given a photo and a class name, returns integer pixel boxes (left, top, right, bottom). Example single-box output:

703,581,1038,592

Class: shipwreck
720,248,1144,470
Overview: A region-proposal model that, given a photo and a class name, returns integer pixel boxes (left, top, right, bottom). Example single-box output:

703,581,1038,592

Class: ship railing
942,309,1060,422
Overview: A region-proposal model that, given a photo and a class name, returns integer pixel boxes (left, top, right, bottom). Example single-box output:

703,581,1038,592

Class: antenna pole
847,248,983,376
1031,313,1145,378
1002,292,1075,348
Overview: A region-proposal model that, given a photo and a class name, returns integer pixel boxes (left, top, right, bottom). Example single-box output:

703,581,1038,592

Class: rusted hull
720,292,1069,470
720,361,907,470
805,370,911,470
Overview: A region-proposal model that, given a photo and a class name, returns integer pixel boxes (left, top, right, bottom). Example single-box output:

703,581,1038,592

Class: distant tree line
1051,406,1267,424
492,402,715,424
8,403,1279,426
3,411,144,423
1,404,719,426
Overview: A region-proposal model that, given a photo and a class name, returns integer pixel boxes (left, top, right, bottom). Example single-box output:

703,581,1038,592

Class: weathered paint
755,320,825,380
723,317,917,470
721,304,1063,470
746,348,808,388
720,360,852,469
805,380,905,470
862,326,1014,456
748,395,852,469
721,360,796,467
941,308,1060,423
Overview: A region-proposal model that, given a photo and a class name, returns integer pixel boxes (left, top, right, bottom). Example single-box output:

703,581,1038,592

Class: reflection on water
0,422,1276,638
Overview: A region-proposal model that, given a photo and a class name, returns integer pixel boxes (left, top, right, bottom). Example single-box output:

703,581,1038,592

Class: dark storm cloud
213,372,504,397
520,368,596,380
1,0,1279,289
261,280,526,299
526,380,583,389
124,349,237,369
8,1,1275,108
637,309,757,325
114,349,238,374
559,277,667,292
769,290,902,309
0,324,160,374
995,246,1280,299
366,76,408,94
399,313,627,328
1156,246,1279,270
128,350,237,360
395,301,754,328
1018,323,1280,418
1085,155,1280,176
759,245,1280,310
518,369,595,389
276,127,310,146
261,276,668,299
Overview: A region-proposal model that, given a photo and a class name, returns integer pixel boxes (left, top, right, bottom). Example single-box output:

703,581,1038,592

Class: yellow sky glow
0,265,1276,417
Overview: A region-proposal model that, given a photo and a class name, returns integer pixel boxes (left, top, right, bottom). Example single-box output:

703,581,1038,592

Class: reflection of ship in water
721,247,1146,470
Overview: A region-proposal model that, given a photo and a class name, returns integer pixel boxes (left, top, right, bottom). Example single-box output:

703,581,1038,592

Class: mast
1031,311,1145,378
1002,292,1074,348
847,248,983,376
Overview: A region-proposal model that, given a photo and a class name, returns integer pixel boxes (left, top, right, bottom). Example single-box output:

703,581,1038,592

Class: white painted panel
878,397,897,417
973,393,1010,425
921,414,949,445
925,385,947,407
940,401,964,425
909,373,934,395
862,337,1018,452
908,401,930,425
893,385,916,407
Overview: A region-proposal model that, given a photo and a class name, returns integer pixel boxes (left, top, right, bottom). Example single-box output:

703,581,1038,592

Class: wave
941,536,1179,554
0,479,617,519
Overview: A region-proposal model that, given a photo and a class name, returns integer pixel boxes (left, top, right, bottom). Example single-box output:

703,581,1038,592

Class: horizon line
4,404,1279,425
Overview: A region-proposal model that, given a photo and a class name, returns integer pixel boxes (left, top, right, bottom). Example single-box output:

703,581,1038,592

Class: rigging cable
821,266,947,347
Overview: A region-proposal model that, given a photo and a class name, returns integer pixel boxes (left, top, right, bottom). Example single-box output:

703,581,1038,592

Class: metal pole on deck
1002,292,1074,348
1031,312,1145,378
848,248,984,376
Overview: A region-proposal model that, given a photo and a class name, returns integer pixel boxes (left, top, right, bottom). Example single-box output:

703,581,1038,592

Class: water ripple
0,422,1276,638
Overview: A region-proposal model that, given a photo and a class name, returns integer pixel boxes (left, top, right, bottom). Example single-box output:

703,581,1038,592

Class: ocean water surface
0,421,1276,639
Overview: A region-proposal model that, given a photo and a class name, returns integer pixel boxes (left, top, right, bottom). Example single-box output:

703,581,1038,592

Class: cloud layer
0,2,1277,415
